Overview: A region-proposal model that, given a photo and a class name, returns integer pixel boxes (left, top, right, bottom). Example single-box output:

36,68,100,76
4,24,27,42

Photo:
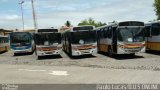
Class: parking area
1,51,160,71
1,51,160,84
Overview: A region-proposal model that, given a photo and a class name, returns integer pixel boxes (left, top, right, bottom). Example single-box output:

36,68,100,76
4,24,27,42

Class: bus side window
145,26,151,37
103,27,108,38
97,30,101,38
4,37,6,43
100,29,104,38
108,27,112,38
102,28,105,38
151,26,159,36
2,37,4,43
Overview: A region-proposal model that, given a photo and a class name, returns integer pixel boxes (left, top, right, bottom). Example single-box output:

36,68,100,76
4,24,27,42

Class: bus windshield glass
152,23,160,35
71,31,96,44
35,33,61,46
10,32,31,46
118,27,145,43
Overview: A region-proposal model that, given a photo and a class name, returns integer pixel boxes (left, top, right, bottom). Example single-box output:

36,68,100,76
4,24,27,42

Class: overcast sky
0,0,156,30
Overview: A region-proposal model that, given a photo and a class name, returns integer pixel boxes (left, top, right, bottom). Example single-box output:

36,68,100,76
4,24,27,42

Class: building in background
0,29,13,36
60,26,73,32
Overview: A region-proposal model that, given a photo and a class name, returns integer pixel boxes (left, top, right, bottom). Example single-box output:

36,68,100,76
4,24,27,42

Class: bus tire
130,53,135,56
14,53,17,56
37,56,41,60
108,46,114,57
35,50,37,55
5,46,7,52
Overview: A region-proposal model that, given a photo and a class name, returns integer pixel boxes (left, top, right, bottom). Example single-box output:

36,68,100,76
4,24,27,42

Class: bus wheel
108,47,113,57
37,56,41,60
4,46,6,51
130,53,135,56
35,51,37,55
14,53,17,56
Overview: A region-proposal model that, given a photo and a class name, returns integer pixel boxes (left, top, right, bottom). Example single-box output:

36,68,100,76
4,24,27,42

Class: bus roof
145,21,160,26
94,21,144,30
118,21,144,26
72,25,95,31
62,26,95,33
11,32,30,33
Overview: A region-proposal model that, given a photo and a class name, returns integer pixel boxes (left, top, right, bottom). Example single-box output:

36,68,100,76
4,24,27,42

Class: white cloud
33,0,156,29
0,0,8,2
6,15,20,20
0,0,157,30
0,14,21,30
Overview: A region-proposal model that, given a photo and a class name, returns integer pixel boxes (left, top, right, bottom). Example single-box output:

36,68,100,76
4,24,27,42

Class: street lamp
31,0,37,30
19,0,25,31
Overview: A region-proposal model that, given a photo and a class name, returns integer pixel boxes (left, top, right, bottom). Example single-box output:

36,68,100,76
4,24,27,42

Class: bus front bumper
72,48,97,56
11,48,33,54
117,47,146,54
36,49,62,56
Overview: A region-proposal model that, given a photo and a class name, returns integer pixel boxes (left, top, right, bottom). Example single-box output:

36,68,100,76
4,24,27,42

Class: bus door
66,32,72,54
112,27,117,53
145,26,151,49
97,30,101,51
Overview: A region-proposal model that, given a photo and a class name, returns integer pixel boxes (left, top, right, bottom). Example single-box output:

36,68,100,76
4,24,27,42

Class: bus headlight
118,42,124,48
57,44,62,50
118,45,124,48
92,45,97,48
36,47,42,51
92,43,97,48
72,46,78,50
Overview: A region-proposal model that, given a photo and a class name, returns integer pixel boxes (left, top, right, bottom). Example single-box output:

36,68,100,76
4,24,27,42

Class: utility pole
19,0,25,31
31,0,38,30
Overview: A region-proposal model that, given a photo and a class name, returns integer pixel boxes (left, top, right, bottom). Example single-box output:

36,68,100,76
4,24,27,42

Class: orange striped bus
96,21,145,57
145,21,160,51
0,35,9,53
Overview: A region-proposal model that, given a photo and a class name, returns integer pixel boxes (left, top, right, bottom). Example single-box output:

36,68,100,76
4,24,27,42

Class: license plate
45,52,53,54
81,50,89,52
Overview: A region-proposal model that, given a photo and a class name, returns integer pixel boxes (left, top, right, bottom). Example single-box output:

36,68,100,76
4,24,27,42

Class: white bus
35,29,62,58
96,21,145,57
145,21,160,51
62,26,97,56
10,32,35,55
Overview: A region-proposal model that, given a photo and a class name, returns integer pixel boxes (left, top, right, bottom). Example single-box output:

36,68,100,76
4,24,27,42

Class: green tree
96,22,107,27
154,0,160,20
78,19,89,26
65,20,72,27
78,18,106,27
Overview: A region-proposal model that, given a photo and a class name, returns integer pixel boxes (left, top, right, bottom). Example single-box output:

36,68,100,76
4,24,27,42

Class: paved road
0,64,160,84
0,51,160,84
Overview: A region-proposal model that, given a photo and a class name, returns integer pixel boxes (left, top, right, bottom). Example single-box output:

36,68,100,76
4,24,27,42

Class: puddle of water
18,69,69,76
18,69,46,72
49,71,69,76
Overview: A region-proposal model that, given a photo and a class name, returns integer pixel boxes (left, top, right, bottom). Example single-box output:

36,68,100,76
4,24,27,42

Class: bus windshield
117,27,145,43
71,31,96,44
152,23,160,35
35,33,61,46
10,32,31,45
